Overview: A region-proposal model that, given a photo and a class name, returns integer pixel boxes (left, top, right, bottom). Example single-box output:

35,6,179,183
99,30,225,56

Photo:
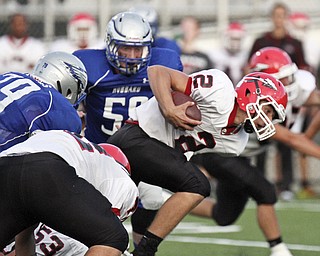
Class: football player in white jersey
249,46,320,198
189,47,320,256
0,13,47,74
108,65,288,256
50,12,103,53
0,130,138,256
209,22,248,85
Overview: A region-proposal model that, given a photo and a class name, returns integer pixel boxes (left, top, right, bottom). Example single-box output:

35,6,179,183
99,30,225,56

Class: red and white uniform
0,35,47,73
131,69,249,156
209,48,248,84
49,38,104,53
285,69,316,129
2,223,88,256
0,130,138,222
242,69,316,156
1,130,138,255
49,13,104,53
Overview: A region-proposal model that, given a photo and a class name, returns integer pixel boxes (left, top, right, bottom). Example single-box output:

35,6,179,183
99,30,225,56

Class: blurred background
1,0,320,48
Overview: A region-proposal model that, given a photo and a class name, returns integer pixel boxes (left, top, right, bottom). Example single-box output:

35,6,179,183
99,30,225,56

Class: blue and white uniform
0,72,81,151
73,47,182,143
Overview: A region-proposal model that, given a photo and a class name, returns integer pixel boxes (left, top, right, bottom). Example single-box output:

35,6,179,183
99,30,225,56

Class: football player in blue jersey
0,51,87,152
73,11,183,251
73,11,182,143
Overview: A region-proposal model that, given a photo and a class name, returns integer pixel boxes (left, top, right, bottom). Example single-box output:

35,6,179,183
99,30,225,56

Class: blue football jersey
73,47,182,143
153,37,181,56
0,72,82,151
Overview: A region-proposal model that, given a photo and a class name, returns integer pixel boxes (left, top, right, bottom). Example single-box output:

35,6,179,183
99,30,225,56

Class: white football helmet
33,51,88,105
129,5,159,37
105,12,153,76
67,12,98,48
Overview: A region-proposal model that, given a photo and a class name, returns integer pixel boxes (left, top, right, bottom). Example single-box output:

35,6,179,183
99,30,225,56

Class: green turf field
125,198,320,256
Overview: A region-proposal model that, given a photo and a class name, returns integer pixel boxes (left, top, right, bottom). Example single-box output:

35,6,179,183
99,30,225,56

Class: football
171,91,202,121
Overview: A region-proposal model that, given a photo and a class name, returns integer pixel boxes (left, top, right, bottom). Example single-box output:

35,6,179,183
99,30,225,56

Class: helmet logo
63,61,86,89
263,78,277,91
246,76,278,95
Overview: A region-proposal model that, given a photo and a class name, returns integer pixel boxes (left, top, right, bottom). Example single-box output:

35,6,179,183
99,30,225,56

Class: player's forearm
305,110,320,139
14,226,36,256
147,65,176,114
273,125,320,158
281,133,320,158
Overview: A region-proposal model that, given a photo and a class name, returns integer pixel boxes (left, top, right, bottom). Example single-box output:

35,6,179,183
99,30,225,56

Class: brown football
171,91,202,121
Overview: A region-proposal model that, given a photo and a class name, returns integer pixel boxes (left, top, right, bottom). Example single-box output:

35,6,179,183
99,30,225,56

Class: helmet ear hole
66,88,72,98
56,81,62,94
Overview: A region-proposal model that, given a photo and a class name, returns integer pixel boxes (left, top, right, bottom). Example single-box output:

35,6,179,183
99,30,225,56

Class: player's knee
97,224,129,252
255,183,277,205
131,207,158,234
179,165,211,197
212,210,239,226
215,218,235,226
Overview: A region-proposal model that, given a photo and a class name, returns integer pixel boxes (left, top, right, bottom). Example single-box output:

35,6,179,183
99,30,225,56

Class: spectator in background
209,21,248,84
129,5,181,55
50,12,104,53
177,15,213,74
246,2,311,201
0,13,47,73
247,2,310,70
288,12,320,74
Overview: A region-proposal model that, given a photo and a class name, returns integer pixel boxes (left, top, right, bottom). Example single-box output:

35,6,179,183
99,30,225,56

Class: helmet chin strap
243,118,254,133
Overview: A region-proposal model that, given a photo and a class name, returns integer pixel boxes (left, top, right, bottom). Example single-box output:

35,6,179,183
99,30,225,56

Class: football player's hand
164,102,201,131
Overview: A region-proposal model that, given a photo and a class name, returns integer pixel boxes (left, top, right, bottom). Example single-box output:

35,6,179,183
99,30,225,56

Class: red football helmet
236,72,288,141
98,143,131,175
68,13,98,48
224,22,245,54
248,46,298,101
288,12,310,40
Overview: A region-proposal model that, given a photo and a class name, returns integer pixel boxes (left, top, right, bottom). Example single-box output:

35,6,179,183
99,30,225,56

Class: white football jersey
49,38,104,53
2,223,88,256
0,35,47,73
131,69,249,157
208,48,248,84
0,130,138,222
34,224,88,256
285,69,316,129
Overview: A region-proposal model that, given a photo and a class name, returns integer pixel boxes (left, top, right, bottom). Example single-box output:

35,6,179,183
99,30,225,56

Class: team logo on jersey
112,86,141,93
143,77,148,83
